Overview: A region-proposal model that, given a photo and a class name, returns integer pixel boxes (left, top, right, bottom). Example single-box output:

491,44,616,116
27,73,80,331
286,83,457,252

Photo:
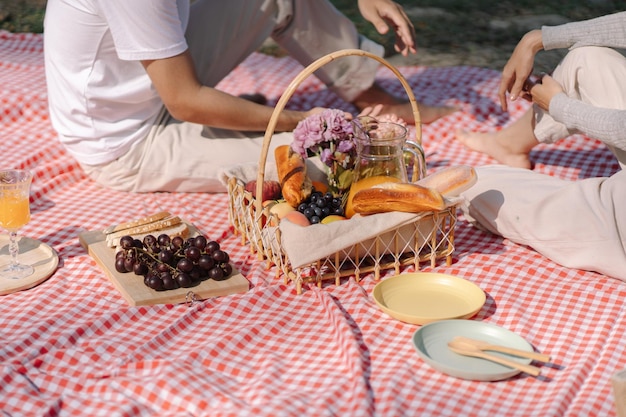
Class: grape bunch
114,233,233,291
297,190,344,224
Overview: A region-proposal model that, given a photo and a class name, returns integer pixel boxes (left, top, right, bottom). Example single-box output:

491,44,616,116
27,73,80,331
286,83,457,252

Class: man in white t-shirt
44,0,451,192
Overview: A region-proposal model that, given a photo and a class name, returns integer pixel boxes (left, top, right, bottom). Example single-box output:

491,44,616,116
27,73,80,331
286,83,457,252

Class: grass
2,0,621,68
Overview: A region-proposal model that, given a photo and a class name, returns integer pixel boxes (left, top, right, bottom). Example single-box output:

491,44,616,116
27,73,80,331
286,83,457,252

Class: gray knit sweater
541,12,626,154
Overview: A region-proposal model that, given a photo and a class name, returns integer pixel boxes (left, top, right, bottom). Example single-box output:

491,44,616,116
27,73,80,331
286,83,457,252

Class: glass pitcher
344,117,426,218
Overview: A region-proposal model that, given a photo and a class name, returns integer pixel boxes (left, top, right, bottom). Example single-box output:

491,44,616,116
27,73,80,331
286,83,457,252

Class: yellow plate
372,272,485,325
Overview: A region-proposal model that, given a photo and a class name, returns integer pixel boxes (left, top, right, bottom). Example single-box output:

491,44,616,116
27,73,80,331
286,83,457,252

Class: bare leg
352,82,458,125
455,109,538,169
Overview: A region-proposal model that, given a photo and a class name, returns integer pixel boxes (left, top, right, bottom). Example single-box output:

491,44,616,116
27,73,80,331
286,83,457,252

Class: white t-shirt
44,0,190,165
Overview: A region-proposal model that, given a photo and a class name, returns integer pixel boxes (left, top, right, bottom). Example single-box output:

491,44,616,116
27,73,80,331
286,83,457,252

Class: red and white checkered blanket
1,31,624,416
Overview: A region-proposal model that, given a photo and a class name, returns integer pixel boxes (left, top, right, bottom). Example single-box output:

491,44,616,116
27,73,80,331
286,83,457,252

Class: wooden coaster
0,235,59,295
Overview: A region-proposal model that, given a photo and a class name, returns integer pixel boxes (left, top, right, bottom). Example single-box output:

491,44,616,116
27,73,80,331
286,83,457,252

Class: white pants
83,0,383,193
461,47,626,280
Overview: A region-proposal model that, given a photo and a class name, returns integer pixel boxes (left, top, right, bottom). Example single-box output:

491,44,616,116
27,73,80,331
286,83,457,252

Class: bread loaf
103,210,172,234
107,222,189,248
274,145,312,207
352,182,445,215
104,213,189,247
416,165,477,197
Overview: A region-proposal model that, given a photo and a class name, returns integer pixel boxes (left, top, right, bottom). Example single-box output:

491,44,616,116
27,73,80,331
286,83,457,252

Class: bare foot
352,82,457,124
456,129,533,169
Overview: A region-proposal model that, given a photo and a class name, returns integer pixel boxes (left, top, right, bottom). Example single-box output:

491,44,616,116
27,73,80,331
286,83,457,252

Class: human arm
529,74,626,152
142,50,321,132
498,29,543,111
499,12,626,112
357,0,416,56
542,11,626,51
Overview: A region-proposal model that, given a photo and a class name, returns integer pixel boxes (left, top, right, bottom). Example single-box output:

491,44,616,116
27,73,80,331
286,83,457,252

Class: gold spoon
447,339,542,377
451,336,551,363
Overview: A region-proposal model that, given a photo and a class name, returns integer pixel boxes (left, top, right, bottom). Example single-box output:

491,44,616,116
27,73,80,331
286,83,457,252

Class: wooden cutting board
78,225,249,306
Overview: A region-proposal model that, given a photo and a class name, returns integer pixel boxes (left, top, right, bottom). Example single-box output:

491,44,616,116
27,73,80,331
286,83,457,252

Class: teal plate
412,320,534,381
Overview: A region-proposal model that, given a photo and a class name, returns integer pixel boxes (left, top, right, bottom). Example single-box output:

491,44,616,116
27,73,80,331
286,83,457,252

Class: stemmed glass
0,169,34,279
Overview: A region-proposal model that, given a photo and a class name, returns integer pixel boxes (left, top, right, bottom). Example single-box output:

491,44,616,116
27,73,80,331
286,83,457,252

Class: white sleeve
97,0,188,60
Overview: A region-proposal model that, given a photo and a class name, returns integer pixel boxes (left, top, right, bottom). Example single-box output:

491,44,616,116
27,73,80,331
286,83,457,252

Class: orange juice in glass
0,169,34,279
0,190,31,231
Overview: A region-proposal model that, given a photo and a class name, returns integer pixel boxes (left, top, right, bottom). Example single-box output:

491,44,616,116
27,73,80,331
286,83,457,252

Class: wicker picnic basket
226,49,458,294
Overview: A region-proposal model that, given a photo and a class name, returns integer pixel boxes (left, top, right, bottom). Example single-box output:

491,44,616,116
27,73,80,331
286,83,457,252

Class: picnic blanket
1,30,625,416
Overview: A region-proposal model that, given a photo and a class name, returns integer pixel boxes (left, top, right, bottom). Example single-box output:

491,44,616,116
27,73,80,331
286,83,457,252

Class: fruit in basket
114,233,234,290
282,210,311,226
268,201,296,226
320,215,347,224
244,180,282,201
296,190,344,224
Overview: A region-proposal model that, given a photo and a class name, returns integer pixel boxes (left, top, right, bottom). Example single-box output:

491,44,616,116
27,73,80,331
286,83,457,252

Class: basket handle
255,48,422,215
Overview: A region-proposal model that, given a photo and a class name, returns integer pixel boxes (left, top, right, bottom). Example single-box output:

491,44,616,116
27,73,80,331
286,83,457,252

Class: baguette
103,210,171,234
416,165,477,197
105,216,184,247
274,145,312,207
107,222,189,248
352,182,445,215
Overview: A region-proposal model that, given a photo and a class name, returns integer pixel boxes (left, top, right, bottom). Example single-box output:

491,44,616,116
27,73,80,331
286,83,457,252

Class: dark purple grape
221,263,233,277
157,234,171,247
185,246,201,262
119,236,134,250
206,240,220,253
211,250,228,263
159,249,174,264
193,235,207,250
156,262,170,273
123,257,135,272
133,262,149,276
147,275,164,290
143,234,157,248
198,254,215,270
172,236,184,249
177,258,194,273
189,267,202,283
310,215,321,224
115,257,128,273
208,266,224,280
132,239,143,248
161,273,177,290
159,271,178,290
176,272,193,288
116,250,126,260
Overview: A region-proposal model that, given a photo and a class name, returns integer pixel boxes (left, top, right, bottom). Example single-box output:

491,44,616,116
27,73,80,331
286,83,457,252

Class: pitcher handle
403,140,427,182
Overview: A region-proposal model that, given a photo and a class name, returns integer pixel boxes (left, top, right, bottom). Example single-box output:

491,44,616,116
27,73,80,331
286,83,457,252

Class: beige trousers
461,46,626,280
82,0,383,193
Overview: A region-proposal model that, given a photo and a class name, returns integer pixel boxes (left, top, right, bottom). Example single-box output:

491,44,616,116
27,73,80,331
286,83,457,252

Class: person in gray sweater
456,12,626,280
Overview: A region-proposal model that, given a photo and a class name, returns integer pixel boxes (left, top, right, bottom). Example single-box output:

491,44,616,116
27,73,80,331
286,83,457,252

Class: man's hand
357,0,416,56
